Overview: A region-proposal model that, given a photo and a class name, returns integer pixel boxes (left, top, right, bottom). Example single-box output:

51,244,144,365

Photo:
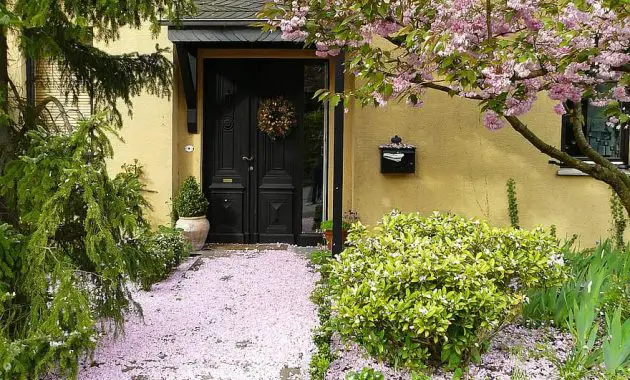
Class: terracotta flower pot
175,216,210,251
323,229,348,251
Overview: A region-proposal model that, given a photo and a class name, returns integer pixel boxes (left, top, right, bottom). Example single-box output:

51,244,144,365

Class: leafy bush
346,368,384,380
506,178,520,229
137,225,191,290
329,211,566,371
0,117,181,378
309,249,335,379
173,176,209,217
523,241,630,325
320,219,351,231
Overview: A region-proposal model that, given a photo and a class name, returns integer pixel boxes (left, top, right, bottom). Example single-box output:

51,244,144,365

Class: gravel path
78,248,319,380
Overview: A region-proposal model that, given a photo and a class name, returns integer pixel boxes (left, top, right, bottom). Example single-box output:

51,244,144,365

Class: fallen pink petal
78,248,319,380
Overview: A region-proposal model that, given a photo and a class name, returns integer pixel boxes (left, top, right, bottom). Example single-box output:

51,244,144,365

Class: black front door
203,59,320,244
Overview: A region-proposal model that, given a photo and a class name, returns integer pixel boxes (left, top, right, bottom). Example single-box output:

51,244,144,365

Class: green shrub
610,190,627,250
137,225,191,290
329,211,566,371
0,117,178,378
320,219,351,231
173,176,209,217
308,249,335,379
346,368,384,380
523,241,630,325
506,178,520,229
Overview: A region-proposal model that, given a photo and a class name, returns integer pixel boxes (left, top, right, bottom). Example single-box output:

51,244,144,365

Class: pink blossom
560,3,590,29
483,111,505,131
264,0,630,129
548,83,584,103
553,103,567,115
505,95,535,117
594,51,630,68
374,21,401,37
590,99,609,107
391,74,415,95
612,86,630,102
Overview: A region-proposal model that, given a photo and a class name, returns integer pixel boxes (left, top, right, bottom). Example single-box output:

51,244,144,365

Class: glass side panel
302,63,327,233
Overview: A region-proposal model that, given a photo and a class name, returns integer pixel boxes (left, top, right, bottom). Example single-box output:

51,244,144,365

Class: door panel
255,61,303,243
203,59,317,244
204,60,252,242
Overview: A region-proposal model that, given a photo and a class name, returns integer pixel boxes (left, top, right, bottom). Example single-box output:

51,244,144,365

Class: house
23,0,624,247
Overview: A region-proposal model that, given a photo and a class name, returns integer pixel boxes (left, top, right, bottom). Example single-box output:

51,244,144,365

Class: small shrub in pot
174,176,209,218
173,177,210,250
321,210,359,250
329,211,567,371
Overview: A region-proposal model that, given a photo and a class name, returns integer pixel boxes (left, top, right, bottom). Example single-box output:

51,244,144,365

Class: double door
203,59,311,243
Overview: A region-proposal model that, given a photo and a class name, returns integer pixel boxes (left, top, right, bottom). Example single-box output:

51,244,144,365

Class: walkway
78,246,319,380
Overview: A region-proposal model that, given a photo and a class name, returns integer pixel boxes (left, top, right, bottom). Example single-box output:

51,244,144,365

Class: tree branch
421,82,484,100
504,115,603,177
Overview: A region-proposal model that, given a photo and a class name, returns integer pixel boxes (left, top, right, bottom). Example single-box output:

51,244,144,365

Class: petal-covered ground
79,247,319,380
326,324,573,380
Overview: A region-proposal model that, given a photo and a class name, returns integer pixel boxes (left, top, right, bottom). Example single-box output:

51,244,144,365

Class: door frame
201,55,330,245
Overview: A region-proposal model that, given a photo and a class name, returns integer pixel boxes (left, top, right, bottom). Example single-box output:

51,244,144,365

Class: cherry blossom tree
259,0,630,213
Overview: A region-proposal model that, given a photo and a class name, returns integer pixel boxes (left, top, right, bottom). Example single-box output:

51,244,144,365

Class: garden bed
326,324,572,380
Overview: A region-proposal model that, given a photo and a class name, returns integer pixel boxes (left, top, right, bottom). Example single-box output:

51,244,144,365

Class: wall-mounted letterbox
379,135,416,174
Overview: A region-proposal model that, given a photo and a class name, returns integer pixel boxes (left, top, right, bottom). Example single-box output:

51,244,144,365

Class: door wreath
257,96,296,139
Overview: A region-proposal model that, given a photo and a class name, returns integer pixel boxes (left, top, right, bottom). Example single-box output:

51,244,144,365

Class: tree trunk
504,114,630,217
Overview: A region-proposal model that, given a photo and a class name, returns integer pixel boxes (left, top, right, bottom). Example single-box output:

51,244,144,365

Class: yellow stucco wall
89,27,617,245
97,26,175,226
345,87,615,246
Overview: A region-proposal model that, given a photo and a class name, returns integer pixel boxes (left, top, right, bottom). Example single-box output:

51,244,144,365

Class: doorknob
242,155,254,162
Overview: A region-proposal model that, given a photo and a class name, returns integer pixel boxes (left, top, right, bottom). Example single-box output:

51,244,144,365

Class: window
35,59,92,131
561,86,629,167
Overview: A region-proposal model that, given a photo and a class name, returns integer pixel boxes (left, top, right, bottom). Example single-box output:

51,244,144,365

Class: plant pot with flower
173,176,210,251
320,211,359,250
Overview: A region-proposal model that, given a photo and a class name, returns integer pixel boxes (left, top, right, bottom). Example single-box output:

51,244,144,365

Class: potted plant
321,210,359,250
173,176,210,251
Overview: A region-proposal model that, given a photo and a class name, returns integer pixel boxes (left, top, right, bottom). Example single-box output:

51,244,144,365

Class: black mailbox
379,135,416,174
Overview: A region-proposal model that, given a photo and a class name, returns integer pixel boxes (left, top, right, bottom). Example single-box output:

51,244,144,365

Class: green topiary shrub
329,211,566,371
173,176,209,218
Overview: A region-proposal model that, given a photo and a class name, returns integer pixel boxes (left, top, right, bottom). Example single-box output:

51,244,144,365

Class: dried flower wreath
257,96,296,139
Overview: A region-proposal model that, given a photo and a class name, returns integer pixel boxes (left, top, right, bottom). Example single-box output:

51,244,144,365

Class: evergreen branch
35,32,174,127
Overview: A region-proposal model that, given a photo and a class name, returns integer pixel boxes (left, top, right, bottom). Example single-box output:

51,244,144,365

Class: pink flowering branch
258,0,630,213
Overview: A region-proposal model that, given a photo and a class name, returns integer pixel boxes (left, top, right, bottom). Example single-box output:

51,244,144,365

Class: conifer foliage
0,0,195,377
0,117,176,378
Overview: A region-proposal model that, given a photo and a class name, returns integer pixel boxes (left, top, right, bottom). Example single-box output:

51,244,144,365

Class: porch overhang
168,27,294,43
169,25,305,134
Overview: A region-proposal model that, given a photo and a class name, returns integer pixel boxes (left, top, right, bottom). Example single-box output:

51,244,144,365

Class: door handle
242,155,254,162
